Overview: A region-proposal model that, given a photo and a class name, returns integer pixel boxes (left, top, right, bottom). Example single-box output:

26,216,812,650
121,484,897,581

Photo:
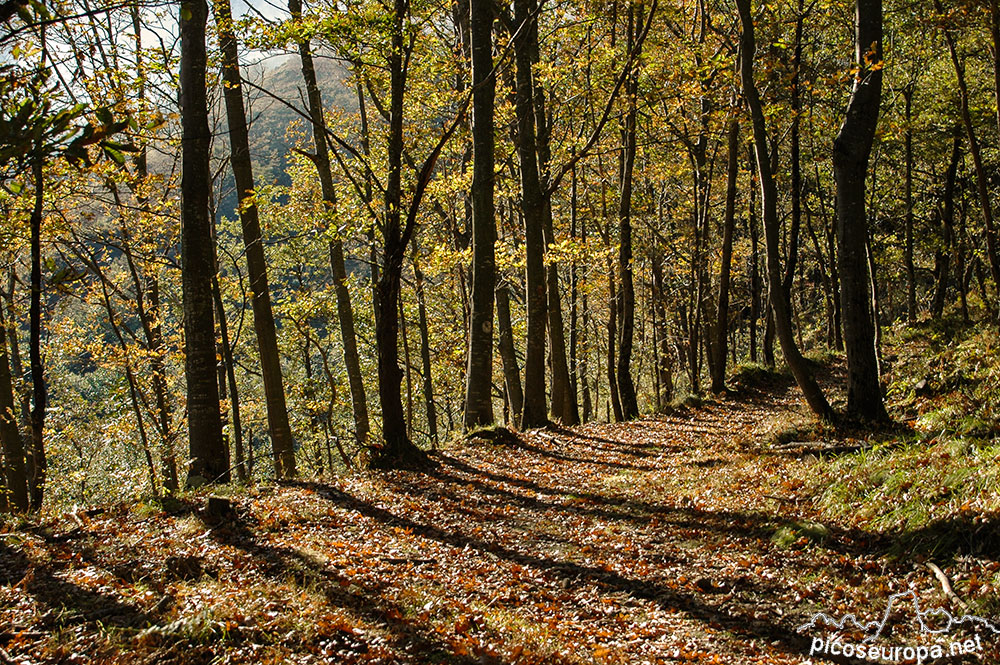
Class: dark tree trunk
903,83,916,323
25,154,47,510
711,115,739,393
210,257,244,483
833,0,887,421
737,0,833,420
651,253,673,408
412,239,438,446
214,0,295,479
937,0,1000,311
514,0,548,428
371,0,430,467
577,186,593,422
605,220,624,422
0,294,27,512
748,149,760,363
180,0,229,485
130,4,178,492
783,0,805,305
615,3,640,419
290,0,371,449
464,0,497,429
495,281,523,424
535,117,577,423
569,159,580,415
932,134,961,318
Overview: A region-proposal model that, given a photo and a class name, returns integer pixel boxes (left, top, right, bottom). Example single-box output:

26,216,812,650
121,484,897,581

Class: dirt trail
1,380,993,664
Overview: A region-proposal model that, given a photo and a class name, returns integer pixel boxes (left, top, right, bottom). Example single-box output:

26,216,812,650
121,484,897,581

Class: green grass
802,318,1000,559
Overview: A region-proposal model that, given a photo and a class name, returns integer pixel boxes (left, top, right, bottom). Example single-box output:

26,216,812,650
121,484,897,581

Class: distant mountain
218,53,358,218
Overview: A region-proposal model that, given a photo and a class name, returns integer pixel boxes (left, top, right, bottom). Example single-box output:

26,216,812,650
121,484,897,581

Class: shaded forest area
3,0,1000,661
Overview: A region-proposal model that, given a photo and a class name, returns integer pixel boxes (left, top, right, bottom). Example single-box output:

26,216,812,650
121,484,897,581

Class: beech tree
737,0,833,421
214,0,296,479
833,0,887,421
179,0,229,485
463,0,497,430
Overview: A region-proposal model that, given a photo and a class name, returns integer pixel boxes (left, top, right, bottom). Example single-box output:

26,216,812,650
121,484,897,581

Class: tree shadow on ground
429,453,890,561
0,540,151,630
198,505,486,664
293,480,826,663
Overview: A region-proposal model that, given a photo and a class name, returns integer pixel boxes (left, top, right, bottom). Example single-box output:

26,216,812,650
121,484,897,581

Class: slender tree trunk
214,0,295,478
495,281,523,424
904,83,916,323
784,0,804,305
290,0,370,448
180,0,229,485
464,0,497,429
412,239,438,445
737,0,833,420
400,294,413,437
210,261,245,482
514,0,548,428
937,0,1000,310
711,114,739,393
27,152,46,509
130,4,178,493
578,195,593,422
0,294,27,512
616,3,640,419
605,222,624,422
833,0,887,421
932,134,961,318
569,159,580,414
748,151,760,363
651,253,673,407
371,0,430,467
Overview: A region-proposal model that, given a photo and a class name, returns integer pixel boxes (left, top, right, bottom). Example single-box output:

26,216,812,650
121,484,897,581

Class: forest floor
2,367,999,664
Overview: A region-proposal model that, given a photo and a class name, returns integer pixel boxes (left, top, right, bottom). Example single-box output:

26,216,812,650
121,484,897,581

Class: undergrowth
805,315,1000,560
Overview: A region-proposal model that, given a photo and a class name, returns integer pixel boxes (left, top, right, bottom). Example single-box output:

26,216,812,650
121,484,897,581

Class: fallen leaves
2,378,990,663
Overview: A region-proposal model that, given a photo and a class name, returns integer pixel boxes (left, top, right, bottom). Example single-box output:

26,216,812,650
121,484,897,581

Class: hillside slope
2,374,998,664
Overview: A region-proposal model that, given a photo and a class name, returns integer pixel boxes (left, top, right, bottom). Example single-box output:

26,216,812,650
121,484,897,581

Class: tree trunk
371,0,429,467
130,4,177,493
737,0,833,420
0,293,27,512
605,221,624,422
783,0,805,305
214,0,295,479
514,0,548,429
711,114,739,393
495,281,523,424
27,152,46,510
932,134,961,318
616,3,640,419
290,0,371,449
210,261,245,483
937,0,1000,311
179,0,229,485
412,238,438,445
651,253,673,408
903,83,916,323
569,159,580,415
748,150,759,363
832,0,887,421
464,0,497,429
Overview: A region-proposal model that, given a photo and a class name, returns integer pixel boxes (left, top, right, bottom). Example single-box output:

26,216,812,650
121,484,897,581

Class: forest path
1,378,961,664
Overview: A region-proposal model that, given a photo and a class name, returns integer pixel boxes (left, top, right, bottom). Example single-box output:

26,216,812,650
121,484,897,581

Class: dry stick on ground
926,561,970,612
